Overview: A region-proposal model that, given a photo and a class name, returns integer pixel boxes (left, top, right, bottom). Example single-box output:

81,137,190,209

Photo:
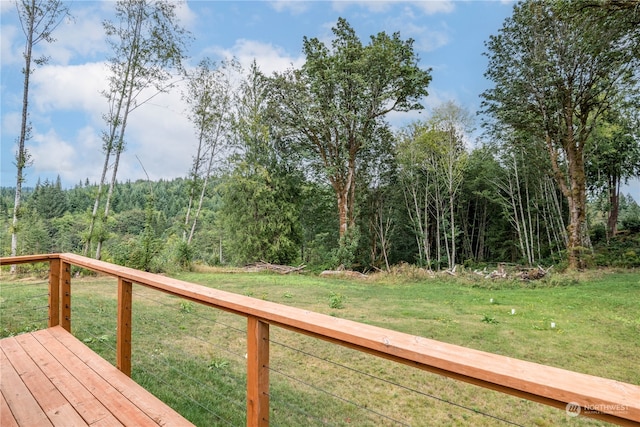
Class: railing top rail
2,253,639,425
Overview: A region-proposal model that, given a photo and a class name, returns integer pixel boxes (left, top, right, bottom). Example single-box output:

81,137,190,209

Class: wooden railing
2,253,639,426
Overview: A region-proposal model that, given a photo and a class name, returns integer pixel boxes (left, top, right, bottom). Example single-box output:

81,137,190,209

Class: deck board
0,327,194,427
2,336,87,426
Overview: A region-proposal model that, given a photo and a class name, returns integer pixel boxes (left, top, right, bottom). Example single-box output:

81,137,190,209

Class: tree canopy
272,18,431,248
481,0,640,269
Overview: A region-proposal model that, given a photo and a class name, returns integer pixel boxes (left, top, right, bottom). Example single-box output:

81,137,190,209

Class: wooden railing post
60,261,71,332
48,258,60,328
247,317,269,427
117,278,133,377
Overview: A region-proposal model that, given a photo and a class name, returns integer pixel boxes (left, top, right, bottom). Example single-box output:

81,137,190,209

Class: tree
218,62,303,265
481,0,639,269
10,0,69,270
32,175,68,219
85,0,189,259
396,102,471,270
272,18,431,253
429,102,472,269
396,122,440,267
182,58,238,246
458,146,507,263
586,107,640,241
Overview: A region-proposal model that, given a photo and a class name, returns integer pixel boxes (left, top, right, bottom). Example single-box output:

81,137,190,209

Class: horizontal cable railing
1,253,639,426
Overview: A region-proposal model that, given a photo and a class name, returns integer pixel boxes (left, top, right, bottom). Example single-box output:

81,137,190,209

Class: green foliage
218,161,302,266
179,301,194,314
621,197,640,233
328,291,345,309
207,358,229,370
1,11,638,273
331,226,360,270
175,240,194,270
273,17,431,242
481,314,498,324
481,0,639,269
31,177,68,219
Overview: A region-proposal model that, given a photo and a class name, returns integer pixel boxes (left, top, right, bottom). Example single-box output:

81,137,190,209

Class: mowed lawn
184,268,640,380
1,267,638,426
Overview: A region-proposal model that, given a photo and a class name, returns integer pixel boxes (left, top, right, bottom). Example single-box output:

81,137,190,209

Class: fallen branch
246,261,306,274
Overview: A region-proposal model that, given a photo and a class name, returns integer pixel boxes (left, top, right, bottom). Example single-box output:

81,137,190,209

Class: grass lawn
1,266,638,426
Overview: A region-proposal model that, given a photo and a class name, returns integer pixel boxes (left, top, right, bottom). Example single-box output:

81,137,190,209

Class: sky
1,0,638,201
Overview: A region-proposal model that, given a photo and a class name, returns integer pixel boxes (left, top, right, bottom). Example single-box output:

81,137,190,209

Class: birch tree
182,58,238,246
396,102,470,270
85,0,189,259
429,101,472,269
10,0,69,270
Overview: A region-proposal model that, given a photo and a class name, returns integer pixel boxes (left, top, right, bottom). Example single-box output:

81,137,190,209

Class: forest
3,0,639,273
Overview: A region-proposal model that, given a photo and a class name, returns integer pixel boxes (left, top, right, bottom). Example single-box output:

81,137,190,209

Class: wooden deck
0,326,194,426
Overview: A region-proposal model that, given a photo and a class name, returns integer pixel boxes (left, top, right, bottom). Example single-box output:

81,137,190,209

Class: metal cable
135,360,240,427
270,338,524,427
268,365,410,426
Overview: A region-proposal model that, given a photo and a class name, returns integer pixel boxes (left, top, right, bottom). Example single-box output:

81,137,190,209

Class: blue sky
1,0,638,200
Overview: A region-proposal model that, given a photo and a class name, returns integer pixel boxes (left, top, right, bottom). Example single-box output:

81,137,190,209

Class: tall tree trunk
95,117,130,260
187,95,228,245
94,1,148,260
336,185,349,237
183,126,205,241
334,162,355,239
10,4,36,273
606,175,620,241
84,142,113,256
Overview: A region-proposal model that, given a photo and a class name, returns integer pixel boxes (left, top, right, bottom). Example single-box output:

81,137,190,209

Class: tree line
5,0,640,272
1,160,639,273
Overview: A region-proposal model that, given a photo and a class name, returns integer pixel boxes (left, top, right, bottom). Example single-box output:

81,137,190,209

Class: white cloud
0,1,14,14
396,21,450,52
174,1,198,29
30,129,78,179
0,2,107,67
123,88,194,182
23,59,196,185
30,125,107,185
30,62,109,120
0,22,20,66
210,39,305,75
42,8,108,65
1,111,21,140
385,86,458,130
412,1,455,15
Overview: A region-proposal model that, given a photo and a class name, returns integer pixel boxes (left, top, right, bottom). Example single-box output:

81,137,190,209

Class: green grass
1,268,638,426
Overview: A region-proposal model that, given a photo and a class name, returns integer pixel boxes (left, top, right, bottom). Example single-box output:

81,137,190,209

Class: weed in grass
208,358,230,370
481,314,499,324
180,301,194,313
83,335,110,344
328,291,345,309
